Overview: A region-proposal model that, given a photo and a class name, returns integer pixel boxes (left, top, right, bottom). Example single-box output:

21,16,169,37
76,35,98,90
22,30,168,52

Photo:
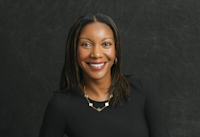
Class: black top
39,76,170,137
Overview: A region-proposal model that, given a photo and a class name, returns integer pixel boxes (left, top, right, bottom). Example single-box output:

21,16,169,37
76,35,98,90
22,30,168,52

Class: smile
87,62,106,70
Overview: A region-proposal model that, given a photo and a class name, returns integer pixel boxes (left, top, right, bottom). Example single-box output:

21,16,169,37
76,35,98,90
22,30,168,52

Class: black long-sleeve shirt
39,76,170,137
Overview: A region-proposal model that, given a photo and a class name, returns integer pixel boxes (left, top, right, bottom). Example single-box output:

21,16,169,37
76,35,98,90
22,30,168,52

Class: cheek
105,47,116,60
77,47,88,64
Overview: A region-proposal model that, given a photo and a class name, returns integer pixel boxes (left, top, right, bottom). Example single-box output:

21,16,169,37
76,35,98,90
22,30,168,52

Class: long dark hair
58,13,130,106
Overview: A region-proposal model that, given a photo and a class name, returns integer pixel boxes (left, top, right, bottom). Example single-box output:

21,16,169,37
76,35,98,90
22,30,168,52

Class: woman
39,13,170,137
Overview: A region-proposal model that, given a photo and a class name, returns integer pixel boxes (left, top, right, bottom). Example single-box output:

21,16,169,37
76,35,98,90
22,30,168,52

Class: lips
87,62,106,70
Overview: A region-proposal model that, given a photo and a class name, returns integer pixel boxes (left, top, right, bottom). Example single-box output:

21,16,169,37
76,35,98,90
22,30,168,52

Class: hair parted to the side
58,13,130,106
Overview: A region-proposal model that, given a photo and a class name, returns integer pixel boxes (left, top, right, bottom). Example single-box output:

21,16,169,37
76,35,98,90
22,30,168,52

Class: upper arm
39,94,66,137
143,80,170,137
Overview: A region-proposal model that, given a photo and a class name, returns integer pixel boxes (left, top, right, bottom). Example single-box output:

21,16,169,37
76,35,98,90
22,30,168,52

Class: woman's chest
63,96,149,137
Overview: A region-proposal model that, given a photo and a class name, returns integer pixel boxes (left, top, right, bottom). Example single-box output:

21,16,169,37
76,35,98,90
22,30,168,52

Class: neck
81,74,112,101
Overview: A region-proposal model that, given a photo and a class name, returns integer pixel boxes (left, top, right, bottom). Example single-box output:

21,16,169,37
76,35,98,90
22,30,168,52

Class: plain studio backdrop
0,0,200,137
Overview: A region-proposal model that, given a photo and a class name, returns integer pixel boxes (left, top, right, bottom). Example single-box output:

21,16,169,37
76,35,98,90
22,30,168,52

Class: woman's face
77,22,116,80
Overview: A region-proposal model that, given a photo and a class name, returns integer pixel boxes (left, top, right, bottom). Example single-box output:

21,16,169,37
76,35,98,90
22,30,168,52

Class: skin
77,22,116,101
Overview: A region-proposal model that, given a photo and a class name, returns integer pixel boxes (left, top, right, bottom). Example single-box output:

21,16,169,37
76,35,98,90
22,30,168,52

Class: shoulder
52,91,69,100
48,88,83,107
124,75,145,91
124,75,156,96
46,92,66,111
47,89,75,109
124,75,142,87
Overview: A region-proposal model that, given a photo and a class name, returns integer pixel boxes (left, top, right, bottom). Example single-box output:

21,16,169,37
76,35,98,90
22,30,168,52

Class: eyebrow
79,37,114,42
79,37,93,42
101,37,114,41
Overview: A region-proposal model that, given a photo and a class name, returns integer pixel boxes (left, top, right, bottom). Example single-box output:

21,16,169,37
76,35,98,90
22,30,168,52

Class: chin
89,73,107,80
83,71,110,81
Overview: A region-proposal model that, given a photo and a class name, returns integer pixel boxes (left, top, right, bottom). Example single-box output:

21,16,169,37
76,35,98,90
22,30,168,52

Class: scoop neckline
88,97,109,103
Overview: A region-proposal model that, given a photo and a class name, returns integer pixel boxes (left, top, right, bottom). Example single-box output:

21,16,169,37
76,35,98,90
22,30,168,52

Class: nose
90,44,103,58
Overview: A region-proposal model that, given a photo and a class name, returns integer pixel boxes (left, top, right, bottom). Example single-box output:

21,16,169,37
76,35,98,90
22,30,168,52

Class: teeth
89,63,105,67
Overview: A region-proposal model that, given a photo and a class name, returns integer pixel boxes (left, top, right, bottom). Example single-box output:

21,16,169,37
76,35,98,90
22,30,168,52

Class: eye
102,42,111,46
81,43,92,47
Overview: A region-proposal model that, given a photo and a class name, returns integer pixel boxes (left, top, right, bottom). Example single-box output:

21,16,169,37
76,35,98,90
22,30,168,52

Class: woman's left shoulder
124,75,143,89
124,75,156,95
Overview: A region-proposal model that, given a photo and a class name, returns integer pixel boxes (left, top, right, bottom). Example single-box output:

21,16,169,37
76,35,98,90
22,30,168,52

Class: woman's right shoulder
51,88,75,101
46,92,68,109
49,88,82,104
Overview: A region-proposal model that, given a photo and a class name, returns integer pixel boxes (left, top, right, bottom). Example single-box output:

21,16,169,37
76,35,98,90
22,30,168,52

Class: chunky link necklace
83,86,113,112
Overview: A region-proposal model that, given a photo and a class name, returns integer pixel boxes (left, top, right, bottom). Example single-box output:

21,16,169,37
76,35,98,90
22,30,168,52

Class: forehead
79,22,114,39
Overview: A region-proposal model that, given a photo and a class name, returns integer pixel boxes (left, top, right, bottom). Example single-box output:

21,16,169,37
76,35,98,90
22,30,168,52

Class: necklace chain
83,86,113,112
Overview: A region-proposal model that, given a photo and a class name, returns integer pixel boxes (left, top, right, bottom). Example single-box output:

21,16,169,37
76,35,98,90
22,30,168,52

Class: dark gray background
1,0,200,137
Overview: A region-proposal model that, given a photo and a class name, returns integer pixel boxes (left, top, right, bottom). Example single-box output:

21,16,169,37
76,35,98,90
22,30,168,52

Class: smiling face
77,22,116,81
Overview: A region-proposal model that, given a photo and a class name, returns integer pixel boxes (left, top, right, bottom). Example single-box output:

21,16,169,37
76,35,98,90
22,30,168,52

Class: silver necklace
83,86,113,112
